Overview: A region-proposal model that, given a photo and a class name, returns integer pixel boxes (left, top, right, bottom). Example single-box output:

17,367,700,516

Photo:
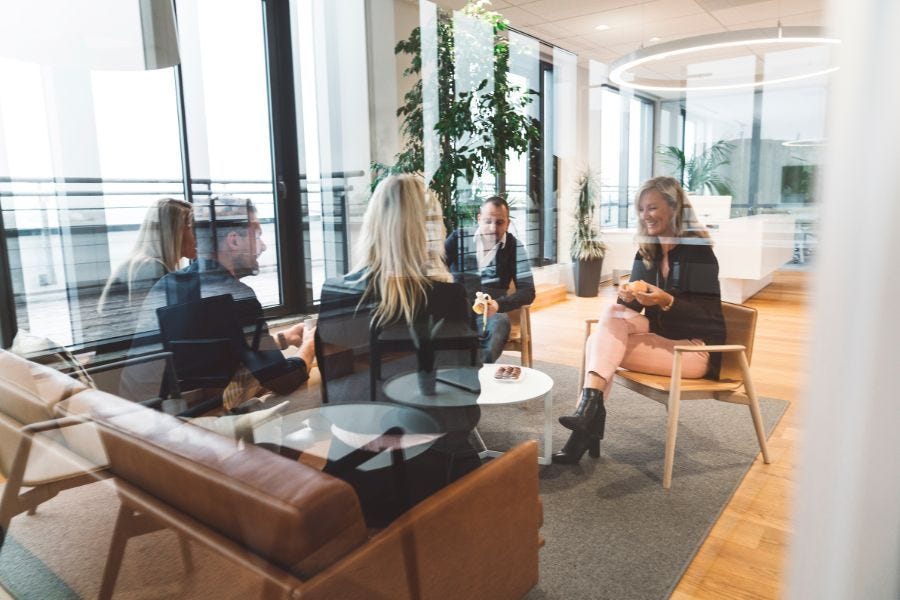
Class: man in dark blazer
444,196,535,363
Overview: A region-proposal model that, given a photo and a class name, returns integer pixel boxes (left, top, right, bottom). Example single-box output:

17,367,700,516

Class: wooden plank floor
529,269,808,599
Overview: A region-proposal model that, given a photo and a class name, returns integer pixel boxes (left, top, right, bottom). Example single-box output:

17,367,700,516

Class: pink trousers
584,304,709,399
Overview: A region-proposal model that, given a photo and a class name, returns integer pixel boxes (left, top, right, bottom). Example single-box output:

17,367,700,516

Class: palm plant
570,169,605,297
657,140,735,195
570,170,605,261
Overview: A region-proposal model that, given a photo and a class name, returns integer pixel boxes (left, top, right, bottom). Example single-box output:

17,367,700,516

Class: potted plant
371,0,541,233
571,170,606,298
657,139,735,195
408,316,445,395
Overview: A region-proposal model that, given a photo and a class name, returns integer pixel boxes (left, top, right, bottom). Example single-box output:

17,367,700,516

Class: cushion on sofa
62,389,368,578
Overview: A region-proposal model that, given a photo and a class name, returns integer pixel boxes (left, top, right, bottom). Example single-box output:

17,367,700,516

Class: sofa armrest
300,441,541,600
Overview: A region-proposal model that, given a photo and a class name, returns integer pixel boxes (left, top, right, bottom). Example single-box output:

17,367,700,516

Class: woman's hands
633,282,674,308
620,280,673,308
617,284,637,304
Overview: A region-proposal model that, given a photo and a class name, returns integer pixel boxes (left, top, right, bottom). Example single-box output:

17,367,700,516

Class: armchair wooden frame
0,416,108,544
503,305,533,367
578,301,771,489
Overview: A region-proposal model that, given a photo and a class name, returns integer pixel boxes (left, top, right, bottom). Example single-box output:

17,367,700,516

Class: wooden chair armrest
673,344,746,353
21,415,90,435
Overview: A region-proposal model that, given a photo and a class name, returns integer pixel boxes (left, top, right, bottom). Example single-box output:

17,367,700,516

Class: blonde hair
635,176,710,267
353,174,451,326
99,197,193,311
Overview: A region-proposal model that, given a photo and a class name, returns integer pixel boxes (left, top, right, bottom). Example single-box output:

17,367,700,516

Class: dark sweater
128,259,308,398
444,229,535,313
618,241,726,379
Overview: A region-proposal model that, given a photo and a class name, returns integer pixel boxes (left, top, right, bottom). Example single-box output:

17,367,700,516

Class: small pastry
625,280,649,294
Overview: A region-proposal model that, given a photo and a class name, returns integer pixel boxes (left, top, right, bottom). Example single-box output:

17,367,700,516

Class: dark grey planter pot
573,257,604,297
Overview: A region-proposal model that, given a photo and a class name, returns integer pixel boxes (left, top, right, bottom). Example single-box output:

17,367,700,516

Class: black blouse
618,241,726,378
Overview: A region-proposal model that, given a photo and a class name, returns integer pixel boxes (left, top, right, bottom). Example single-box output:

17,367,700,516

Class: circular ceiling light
782,138,827,147
610,26,840,92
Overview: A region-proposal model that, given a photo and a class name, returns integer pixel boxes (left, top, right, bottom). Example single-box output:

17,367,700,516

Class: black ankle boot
594,396,607,440
585,399,607,458
552,429,598,464
559,388,603,432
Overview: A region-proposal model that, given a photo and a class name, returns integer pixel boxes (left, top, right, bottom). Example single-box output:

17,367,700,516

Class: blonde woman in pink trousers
553,177,726,464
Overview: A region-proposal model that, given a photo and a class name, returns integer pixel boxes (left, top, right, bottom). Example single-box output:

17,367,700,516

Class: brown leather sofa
3,350,543,599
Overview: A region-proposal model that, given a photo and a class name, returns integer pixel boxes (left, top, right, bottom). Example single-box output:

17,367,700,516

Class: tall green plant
658,140,735,195
372,0,541,231
570,170,606,261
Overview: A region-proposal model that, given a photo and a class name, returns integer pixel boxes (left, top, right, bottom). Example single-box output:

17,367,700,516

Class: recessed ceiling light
595,24,610,31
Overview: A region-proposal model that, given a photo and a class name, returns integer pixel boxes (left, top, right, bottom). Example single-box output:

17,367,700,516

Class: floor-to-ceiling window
0,0,377,350
0,57,184,348
591,79,655,229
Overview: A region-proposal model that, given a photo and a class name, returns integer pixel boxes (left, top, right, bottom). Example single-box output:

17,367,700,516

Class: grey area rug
478,356,789,600
0,359,788,600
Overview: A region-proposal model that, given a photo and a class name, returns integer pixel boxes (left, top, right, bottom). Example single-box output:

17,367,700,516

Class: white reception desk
602,214,796,303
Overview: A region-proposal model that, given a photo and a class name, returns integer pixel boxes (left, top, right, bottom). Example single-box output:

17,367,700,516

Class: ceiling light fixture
595,24,610,31
610,26,840,92
782,138,827,147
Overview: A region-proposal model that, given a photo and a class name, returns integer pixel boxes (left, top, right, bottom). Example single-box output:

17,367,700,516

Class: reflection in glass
178,0,280,307
0,58,182,347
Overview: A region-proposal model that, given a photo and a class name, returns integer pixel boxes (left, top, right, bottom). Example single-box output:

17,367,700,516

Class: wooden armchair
503,305,533,367
0,350,110,544
579,301,771,488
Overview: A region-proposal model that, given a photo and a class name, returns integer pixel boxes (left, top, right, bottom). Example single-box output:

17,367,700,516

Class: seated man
444,196,535,363
121,196,314,408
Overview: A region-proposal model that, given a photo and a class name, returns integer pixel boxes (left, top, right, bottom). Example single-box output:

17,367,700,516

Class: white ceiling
433,0,827,67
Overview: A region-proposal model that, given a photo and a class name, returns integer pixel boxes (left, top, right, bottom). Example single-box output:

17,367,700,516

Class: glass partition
177,0,280,306
291,0,372,303
0,58,183,348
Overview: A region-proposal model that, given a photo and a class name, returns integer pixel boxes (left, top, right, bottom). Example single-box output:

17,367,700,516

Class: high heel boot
553,397,608,464
552,429,597,464
587,397,607,458
558,388,603,432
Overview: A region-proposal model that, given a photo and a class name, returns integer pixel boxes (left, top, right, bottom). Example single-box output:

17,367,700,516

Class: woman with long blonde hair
98,197,195,321
318,174,470,369
316,174,479,523
352,174,452,327
554,176,726,464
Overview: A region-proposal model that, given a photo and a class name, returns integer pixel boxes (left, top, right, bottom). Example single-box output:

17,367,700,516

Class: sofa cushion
62,390,368,578
0,349,88,426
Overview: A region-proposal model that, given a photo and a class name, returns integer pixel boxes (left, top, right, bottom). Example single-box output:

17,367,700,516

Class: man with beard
120,197,313,408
